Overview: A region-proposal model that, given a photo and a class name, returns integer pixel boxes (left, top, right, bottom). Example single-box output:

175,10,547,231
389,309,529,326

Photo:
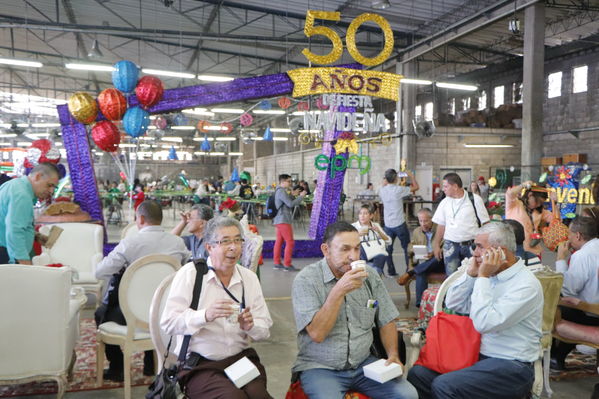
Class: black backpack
266,188,281,218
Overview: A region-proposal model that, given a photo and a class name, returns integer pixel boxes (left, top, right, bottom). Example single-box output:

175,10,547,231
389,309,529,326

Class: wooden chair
96,254,181,399
553,297,599,366
401,272,446,310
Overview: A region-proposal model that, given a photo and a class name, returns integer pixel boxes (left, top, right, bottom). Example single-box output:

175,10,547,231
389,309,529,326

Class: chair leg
404,280,411,310
96,338,105,386
543,347,553,398
123,346,132,399
55,374,67,399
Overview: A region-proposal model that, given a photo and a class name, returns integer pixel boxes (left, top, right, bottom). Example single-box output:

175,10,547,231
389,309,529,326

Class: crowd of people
1,162,598,399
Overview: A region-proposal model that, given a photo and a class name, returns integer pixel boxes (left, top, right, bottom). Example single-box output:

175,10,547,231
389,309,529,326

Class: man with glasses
171,204,214,261
95,200,190,381
162,216,273,398
0,163,59,264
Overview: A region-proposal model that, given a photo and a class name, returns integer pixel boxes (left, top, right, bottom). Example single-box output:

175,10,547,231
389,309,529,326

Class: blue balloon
231,167,240,182
168,146,178,160
200,136,211,152
123,106,150,137
112,60,139,93
259,100,272,110
263,126,273,141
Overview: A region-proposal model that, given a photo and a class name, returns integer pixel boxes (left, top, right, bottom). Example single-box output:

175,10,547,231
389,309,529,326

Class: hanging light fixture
87,39,104,58
372,0,391,9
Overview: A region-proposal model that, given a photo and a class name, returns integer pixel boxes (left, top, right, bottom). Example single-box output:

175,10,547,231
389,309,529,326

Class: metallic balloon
68,92,98,124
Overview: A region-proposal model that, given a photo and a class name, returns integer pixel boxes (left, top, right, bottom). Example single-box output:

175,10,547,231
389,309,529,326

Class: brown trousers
179,348,272,399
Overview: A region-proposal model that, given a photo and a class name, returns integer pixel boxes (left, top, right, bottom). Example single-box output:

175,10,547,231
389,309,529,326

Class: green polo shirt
0,177,37,262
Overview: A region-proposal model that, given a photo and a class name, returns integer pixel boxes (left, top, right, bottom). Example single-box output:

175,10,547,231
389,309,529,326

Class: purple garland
262,239,322,258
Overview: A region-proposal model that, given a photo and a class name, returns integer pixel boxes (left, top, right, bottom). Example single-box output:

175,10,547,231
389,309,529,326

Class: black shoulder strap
468,191,482,228
177,259,209,363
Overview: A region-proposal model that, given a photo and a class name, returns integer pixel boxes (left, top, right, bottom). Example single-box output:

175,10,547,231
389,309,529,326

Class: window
415,105,422,118
478,90,486,110
450,98,456,115
424,102,433,121
493,85,504,108
512,82,523,104
548,71,562,98
572,65,587,93
462,97,471,110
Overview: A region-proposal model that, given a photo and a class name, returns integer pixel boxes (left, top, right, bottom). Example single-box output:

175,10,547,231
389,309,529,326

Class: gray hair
204,216,244,244
477,222,516,253
190,204,214,221
30,162,60,178
417,208,433,217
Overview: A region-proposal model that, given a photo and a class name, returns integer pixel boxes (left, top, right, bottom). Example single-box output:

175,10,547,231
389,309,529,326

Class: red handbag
414,311,481,374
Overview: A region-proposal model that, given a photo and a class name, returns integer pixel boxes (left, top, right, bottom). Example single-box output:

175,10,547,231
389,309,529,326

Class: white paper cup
227,304,241,323
351,260,367,271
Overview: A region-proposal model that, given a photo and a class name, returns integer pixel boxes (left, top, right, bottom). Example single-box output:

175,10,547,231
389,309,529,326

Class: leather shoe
397,273,413,286
103,369,124,382
549,357,565,371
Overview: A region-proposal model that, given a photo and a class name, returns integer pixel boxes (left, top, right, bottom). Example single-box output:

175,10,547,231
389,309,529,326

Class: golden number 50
301,10,394,67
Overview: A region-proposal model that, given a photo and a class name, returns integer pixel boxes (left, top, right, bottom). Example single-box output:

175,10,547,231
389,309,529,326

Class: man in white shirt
161,217,273,398
378,169,419,276
95,200,190,381
408,223,542,398
551,216,599,370
432,173,490,275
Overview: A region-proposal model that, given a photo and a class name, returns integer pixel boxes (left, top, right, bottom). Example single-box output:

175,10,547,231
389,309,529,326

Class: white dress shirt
556,238,599,306
445,259,543,363
160,258,272,361
432,191,490,242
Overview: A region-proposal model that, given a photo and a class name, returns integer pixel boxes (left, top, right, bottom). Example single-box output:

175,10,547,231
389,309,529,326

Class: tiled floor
10,206,596,398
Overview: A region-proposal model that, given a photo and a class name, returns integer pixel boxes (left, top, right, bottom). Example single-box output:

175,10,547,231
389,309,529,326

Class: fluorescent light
205,125,231,131
26,133,50,138
197,75,234,82
463,144,514,148
270,128,292,133
182,108,215,117
0,142,11,146
0,124,10,128
210,108,244,114
401,78,432,85
140,144,151,148
65,63,114,71
192,137,214,141
292,111,305,116
119,143,137,148
436,82,478,91
17,141,31,146
0,58,43,68
55,142,62,146
216,137,236,141
209,152,225,156
273,137,288,141
171,126,195,130
0,133,17,138
138,136,155,141
250,137,263,141
253,110,285,115
31,123,60,128
161,144,180,149
298,129,321,134
17,123,29,128
162,137,183,142
229,152,243,156
141,68,195,79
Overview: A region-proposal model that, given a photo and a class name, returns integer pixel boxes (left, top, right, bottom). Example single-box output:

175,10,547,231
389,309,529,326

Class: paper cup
351,260,367,271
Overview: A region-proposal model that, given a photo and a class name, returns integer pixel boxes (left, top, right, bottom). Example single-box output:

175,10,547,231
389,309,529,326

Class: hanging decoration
333,131,358,154
315,96,329,110
122,106,150,138
67,92,98,124
173,113,188,126
196,120,210,133
259,100,272,110
24,139,61,169
277,97,292,109
200,135,211,152
154,116,167,130
263,126,273,141
231,167,240,182
297,101,310,111
168,146,178,160
112,60,139,93
220,122,233,134
135,75,164,108
92,121,121,152
240,113,253,127
98,88,127,121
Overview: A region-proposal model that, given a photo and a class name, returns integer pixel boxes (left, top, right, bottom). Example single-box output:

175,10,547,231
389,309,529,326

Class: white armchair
0,264,85,399
33,222,104,307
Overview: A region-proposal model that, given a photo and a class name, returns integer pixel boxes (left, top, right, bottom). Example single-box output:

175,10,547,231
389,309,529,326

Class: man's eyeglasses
212,238,245,246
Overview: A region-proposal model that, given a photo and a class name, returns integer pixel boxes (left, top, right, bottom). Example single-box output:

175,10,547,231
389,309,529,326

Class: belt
448,240,474,246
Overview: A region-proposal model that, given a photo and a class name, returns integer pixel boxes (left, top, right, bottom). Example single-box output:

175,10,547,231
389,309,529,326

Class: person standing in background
273,174,306,272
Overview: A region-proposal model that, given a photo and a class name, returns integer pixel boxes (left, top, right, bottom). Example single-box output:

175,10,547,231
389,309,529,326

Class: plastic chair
149,274,178,373
120,222,139,241
96,254,181,399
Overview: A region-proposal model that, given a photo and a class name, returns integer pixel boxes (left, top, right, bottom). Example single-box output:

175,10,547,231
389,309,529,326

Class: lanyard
451,195,467,219
208,266,245,309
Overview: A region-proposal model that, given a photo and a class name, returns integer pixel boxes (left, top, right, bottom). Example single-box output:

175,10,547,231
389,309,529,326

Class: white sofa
0,265,86,398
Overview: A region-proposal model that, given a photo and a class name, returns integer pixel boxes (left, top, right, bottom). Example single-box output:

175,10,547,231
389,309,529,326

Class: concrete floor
12,207,597,398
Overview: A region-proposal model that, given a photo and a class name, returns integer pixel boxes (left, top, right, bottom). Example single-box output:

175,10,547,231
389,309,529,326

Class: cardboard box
363,358,403,384
224,356,260,389
562,153,587,164
541,157,562,166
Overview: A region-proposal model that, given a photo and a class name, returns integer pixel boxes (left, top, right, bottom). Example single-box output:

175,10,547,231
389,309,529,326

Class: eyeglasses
212,238,245,246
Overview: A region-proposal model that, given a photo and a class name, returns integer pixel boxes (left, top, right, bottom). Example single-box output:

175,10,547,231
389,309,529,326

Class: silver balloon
154,129,165,140
26,147,42,166
45,147,61,161
288,118,302,135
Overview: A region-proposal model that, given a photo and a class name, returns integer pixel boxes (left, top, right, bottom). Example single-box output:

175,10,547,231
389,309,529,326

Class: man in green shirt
0,163,60,264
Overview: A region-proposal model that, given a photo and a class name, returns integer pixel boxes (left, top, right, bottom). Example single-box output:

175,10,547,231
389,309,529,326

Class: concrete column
521,2,545,181
398,61,417,170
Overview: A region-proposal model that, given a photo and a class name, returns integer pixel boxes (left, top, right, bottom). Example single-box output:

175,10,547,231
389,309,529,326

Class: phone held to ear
483,247,506,261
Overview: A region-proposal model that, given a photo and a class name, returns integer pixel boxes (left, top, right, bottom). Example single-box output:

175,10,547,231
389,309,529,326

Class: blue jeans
407,355,534,399
300,355,418,399
442,240,472,275
413,257,445,307
383,223,410,276
360,247,386,275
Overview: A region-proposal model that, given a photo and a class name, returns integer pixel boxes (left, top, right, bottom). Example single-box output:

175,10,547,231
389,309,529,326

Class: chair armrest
404,330,425,371
32,253,51,265
559,297,599,316
90,252,103,277
70,286,87,309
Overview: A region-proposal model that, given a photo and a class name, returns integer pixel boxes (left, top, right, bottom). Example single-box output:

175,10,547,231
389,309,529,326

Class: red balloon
31,139,52,154
278,97,291,109
92,121,121,152
135,76,164,108
98,88,127,121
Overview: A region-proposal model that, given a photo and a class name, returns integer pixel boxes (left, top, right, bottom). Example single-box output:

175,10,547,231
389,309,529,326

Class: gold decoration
68,92,98,124
488,177,497,188
287,67,402,101
299,132,312,145
379,133,393,146
346,13,394,67
334,138,358,155
301,10,343,65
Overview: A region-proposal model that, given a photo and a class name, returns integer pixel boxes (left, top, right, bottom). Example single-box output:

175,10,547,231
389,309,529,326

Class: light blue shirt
378,184,410,228
445,259,543,363
556,238,599,306
0,177,37,262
